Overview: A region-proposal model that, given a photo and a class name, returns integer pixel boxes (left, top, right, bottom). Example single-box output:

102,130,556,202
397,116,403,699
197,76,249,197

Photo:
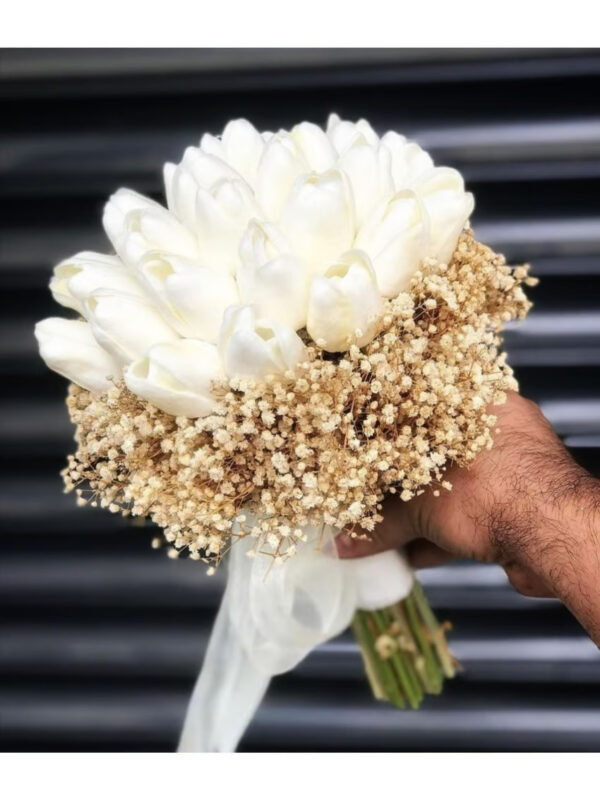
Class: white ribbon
178,524,413,752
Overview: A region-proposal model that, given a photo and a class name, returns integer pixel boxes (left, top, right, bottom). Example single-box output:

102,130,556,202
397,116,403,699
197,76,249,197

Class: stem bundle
352,580,458,709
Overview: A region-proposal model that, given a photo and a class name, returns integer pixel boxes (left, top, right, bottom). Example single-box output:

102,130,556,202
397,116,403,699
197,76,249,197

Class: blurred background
1,47,600,752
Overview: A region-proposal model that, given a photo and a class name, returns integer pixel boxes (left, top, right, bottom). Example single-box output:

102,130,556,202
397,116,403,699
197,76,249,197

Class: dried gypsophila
63,231,536,566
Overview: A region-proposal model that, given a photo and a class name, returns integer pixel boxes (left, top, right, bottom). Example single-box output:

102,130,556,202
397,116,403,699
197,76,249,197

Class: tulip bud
164,147,241,231
326,113,379,155
84,289,179,366
414,167,475,264
50,251,145,315
136,251,239,343
219,305,306,379
195,178,259,274
238,220,308,330
103,189,199,266
381,132,434,189
355,190,428,297
290,122,336,172
255,131,309,221
35,317,121,393
125,339,223,418
280,169,355,278
337,142,394,227
201,119,265,187
306,250,382,352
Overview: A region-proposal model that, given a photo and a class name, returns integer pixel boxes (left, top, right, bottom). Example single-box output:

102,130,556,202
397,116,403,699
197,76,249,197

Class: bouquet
35,115,534,752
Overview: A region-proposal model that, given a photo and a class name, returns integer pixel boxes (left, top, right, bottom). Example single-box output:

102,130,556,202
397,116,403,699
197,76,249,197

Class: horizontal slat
3,688,600,751
1,626,597,683
0,553,560,611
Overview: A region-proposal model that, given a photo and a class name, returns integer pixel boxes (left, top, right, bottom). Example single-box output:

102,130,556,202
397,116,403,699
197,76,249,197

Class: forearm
429,394,600,643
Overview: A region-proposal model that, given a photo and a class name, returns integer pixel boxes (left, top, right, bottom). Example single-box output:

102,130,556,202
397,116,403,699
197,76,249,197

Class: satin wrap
178,525,413,752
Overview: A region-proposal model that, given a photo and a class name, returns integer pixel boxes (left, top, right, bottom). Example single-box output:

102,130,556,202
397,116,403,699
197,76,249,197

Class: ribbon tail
177,587,270,753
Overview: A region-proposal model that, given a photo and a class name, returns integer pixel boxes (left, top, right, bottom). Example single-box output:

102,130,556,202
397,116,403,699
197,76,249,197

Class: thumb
336,495,420,559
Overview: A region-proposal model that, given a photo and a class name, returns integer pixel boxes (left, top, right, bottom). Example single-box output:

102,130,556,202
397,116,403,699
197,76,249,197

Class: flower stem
352,579,458,709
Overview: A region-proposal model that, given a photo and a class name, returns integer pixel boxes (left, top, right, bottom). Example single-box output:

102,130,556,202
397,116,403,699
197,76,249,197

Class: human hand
336,392,600,644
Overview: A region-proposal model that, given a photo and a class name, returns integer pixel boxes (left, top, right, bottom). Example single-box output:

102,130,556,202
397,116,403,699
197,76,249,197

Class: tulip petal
356,190,429,297
35,317,121,392
291,122,336,172
84,290,179,365
137,252,239,342
50,251,145,314
256,132,309,221
280,169,355,277
125,339,223,418
307,250,382,351
219,305,306,379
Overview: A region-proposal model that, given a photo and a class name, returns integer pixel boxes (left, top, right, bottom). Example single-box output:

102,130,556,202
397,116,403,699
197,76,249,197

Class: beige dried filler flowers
62,232,535,566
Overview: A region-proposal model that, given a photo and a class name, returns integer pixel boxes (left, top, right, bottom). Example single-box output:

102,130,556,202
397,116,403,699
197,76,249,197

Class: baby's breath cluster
63,232,535,565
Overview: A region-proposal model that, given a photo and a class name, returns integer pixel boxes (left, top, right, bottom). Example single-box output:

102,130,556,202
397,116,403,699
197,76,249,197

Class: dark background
1,47,600,752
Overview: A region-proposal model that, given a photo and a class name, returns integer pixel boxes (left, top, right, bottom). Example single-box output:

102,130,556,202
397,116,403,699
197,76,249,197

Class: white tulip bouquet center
36,115,535,751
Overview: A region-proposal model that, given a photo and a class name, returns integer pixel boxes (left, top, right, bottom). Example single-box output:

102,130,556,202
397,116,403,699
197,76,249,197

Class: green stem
352,579,458,710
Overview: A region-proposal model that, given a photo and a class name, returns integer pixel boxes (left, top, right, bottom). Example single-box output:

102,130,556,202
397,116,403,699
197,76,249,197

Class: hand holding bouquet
36,115,534,751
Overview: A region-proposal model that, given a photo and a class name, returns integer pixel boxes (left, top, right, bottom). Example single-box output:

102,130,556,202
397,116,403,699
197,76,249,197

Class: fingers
503,562,554,599
405,539,454,569
336,496,419,559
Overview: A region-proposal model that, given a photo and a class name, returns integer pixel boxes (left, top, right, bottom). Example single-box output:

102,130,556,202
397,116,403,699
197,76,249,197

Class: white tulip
382,132,434,189
164,147,242,231
280,169,355,278
35,317,121,393
102,188,162,247
307,250,382,352
355,190,428,297
255,131,309,221
136,251,239,342
290,122,336,172
200,119,265,187
104,189,200,266
50,251,145,315
414,167,475,264
238,220,308,330
219,305,307,379
195,178,259,274
337,142,394,227
327,113,379,155
84,289,179,366
125,339,223,418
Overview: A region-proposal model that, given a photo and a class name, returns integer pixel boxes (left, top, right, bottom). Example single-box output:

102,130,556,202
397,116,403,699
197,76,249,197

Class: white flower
327,113,379,154
279,169,355,278
200,119,265,187
84,289,179,365
290,122,336,172
256,131,309,221
103,188,199,266
163,147,241,231
219,305,307,379
381,132,434,189
50,251,146,314
195,178,259,274
307,250,382,352
136,252,239,342
125,339,223,418
38,115,476,415
414,167,475,264
337,141,393,227
355,190,428,297
35,318,120,392
237,220,308,330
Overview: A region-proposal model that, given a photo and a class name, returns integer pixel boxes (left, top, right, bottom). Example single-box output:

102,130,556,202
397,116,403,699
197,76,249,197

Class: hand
336,391,600,645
